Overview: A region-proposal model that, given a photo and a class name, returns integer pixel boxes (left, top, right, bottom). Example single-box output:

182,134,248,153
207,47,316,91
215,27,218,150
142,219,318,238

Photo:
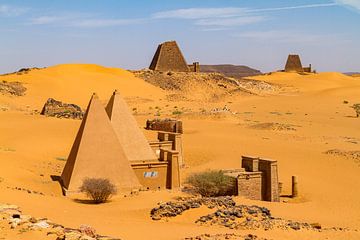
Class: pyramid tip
92,93,99,99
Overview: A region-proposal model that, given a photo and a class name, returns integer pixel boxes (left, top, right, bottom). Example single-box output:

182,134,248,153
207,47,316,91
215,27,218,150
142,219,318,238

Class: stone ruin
284,54,312,73
149,41,199,72
223,156,280,202
41,98,83,119
146,118,183,134
60,91,182,195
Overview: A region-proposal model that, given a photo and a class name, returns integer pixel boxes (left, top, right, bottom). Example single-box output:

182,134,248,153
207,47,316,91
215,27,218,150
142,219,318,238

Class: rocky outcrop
200,65,262,78
0,81,26,96
41,98,84,119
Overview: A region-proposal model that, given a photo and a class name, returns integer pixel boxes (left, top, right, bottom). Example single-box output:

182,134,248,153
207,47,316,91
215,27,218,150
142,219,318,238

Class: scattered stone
183,233,269,240
249,122,298,131
80,224,97,238
150,196,235,220
151,196,327,232
0,203,120,240
41,98,84,119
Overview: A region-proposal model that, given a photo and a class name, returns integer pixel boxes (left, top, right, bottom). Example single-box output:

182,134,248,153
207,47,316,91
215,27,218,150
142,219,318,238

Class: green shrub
186,170,236,197
79,178,117,203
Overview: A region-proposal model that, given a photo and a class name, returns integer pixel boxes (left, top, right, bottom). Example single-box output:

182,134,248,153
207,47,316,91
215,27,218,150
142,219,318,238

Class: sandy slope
1,65,360,239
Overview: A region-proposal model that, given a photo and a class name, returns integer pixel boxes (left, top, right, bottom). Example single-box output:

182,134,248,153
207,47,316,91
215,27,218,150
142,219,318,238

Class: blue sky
0,0,359,73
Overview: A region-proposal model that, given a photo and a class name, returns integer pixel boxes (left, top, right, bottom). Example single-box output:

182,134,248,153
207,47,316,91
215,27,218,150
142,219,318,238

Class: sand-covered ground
0,64,360,239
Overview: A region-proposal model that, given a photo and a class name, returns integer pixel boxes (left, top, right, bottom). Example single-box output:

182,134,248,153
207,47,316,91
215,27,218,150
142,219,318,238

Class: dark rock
41,98,83,119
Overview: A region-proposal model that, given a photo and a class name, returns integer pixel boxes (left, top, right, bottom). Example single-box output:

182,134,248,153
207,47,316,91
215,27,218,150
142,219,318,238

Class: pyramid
285,54,303,72
61,93,141,194
149,41,190,72
105,90,157,162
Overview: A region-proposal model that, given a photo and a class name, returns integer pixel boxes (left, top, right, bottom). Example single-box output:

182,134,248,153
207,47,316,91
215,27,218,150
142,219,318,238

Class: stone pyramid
61,93,141,194
105,90,157,162
285,54,303,72
149,41,190,72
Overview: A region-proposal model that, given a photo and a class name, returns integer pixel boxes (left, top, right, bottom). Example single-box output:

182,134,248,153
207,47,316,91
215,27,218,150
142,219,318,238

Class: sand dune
1,65,360,240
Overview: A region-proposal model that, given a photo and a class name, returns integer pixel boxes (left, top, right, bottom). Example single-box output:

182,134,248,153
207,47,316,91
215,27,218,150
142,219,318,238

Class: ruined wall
285,55,303,72
303,64,312,73
242,156,259,172
149,140,173,157
258,159,280,202
188,62,200,72
146,119,183,133
132,162,168,190
131,149,180,190
237,172,262,201
149,41,190,72
238,156,280,202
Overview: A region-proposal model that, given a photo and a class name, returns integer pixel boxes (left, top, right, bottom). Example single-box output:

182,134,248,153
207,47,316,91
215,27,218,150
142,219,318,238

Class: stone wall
131,148,180,190
258,159,280,202
237,172,262,201
146,118,183,133
303,64,312,73
237,156,280,202
188,62,200,72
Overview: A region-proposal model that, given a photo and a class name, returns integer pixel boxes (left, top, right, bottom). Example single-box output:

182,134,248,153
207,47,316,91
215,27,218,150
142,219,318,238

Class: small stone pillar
167,150,180,189
292,175,298,198
193,62,200,72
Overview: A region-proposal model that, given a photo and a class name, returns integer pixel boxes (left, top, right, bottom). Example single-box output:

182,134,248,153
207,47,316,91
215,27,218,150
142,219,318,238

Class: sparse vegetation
172,110,182,115
186,170,236,197
79,178,117,204
351,104,360,117
55,157,67,161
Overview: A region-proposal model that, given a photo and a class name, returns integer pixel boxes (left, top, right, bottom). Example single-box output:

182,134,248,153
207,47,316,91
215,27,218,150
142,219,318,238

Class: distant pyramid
285,54,303,72
61,93,141,194
149,41,190,72
105,90,157,162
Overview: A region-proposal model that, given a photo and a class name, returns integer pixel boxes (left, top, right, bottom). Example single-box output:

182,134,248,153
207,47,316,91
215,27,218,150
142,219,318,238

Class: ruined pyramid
149,41,190,72
285,54,303,72
105,90,157,162
61,93,141,194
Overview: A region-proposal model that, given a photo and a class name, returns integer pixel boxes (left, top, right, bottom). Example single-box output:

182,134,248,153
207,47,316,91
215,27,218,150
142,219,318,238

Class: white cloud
195,16,265,27
151,3,337,29
29,14,143,27
248,3,337,13
335,0,360,10
30,16,71,25
0,5,28,16
235,30,344,44
152,7,248,19
71,18,145,27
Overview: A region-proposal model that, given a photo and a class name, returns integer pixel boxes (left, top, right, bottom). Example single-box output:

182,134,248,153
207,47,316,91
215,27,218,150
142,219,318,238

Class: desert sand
1,64,360,239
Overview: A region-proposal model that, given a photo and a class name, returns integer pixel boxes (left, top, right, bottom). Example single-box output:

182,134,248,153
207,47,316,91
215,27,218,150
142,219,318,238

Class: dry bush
186,170,236,197
79,178,117,203
351,104,360,117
